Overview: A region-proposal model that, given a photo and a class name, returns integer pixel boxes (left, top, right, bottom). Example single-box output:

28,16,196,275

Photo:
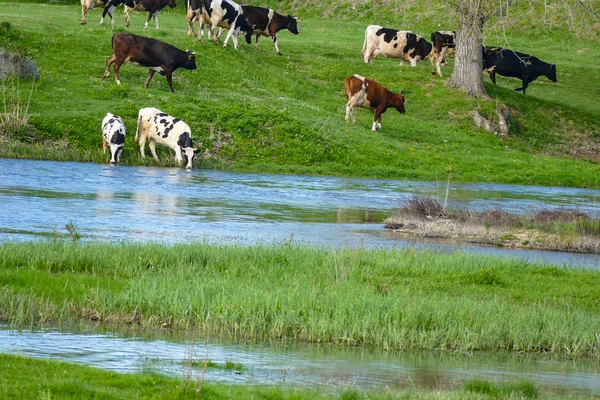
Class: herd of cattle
81,0,557,167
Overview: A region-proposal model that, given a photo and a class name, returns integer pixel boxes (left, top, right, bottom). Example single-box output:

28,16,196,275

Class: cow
102,33,197,93
241,5,299,55
203,0,254,49
482,46,557,94
186,0,212,40
430,31,455,76
344,74,405,132
362,25,432,67
102,113,126,164
135,107,200,169
99,0,126,26
123,0,176,29
80,0,105,25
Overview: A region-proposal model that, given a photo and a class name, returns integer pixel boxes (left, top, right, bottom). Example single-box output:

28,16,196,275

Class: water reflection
0,159,599,267
0,328,598,395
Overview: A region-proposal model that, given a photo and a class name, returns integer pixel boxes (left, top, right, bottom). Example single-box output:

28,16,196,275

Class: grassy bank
0,2,599,186
385,195,600,253
1,241,599,359
1,353,562,399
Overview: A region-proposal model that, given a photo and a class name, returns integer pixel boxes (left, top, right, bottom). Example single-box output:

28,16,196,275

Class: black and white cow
135,107,200,169
482,46,557,94
204,0,253,49
186,0,212,40
241,5,298,55
430,30,455,76
102,112,126,164
99,0,126,25
124,0,176,29
362,25,432,66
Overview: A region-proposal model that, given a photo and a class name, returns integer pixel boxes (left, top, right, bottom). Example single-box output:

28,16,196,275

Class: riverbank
1,3,599,186
1,241,599,359
1,353,559,399
384,195,600,253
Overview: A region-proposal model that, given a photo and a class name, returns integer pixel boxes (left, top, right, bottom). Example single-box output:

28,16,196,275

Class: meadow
0,0,599,186
1,241,599,359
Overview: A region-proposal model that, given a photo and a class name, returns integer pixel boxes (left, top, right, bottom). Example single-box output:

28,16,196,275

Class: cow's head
184,50,197,70
393,93,406,114
287,16,299,35
179,133,201,169
168,0,177,8
109,143,124,164
546,63,557,83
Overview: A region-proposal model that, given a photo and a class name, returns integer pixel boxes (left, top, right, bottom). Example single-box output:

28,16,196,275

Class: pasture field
1,241,600,359
0,354,560,400
1,1,600,186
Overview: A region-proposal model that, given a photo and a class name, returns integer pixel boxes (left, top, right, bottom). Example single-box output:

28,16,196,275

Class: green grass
0,1,599,186
1,241,599,359
5,353,579,399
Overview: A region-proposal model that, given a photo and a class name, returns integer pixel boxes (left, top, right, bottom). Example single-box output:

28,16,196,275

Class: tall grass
1,242,599,358
0,76,34,141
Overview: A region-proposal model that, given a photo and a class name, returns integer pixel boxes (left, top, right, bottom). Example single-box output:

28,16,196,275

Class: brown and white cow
362,25,432,67
80,0,105,25
103,33,197,93
241,5,298,55
135,107,201,169
124,0,176,29
102,112,126,164
430,31,455,76
344,74,405,132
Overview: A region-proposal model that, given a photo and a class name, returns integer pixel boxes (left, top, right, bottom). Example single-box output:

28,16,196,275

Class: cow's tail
134,114,141,144
361,28,368,57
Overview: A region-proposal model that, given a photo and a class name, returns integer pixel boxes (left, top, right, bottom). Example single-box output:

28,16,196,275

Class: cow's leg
345,91,365,124
145,69,156,88
515,77,529,94
144,12,152,29
223,27,236,49
124,6,131,28
103,54,116,79
165,71,174,93
174,147,183,166
409,57,418,67
139,134,147,159
436,56,444,77
113,58,125,85
81,2,89,25
100,5,115,25
487,67,497,84
102,136,108,153
154,12,159,29
372,110,383,132
116,147,123,163
187,10,195,36
149,140,159,161
272,34,282,55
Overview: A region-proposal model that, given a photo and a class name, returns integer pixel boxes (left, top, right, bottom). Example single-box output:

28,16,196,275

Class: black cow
102,33,197,92
124,0,176,29
241,5,298,55
430,31,455,76
482,46,557,94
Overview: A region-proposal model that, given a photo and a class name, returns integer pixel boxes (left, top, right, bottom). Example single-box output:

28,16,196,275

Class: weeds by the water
385,195,600,253
0,74,34,141
1,241,599,359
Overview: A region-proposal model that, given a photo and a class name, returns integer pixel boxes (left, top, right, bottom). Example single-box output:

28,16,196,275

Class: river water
1,158,599,267
1,328,598,395
1,158,599,393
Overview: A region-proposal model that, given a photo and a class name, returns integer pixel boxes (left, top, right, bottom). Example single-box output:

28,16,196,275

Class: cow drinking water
344,75,405,132
102,113,126,164
135,107,200,169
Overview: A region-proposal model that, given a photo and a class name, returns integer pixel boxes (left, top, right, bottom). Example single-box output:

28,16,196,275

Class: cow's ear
194,148,200,154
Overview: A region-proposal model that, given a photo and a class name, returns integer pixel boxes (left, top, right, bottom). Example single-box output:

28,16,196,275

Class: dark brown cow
344,74,405,132
124,0,176,29
102,33,197,92
241,5,298,55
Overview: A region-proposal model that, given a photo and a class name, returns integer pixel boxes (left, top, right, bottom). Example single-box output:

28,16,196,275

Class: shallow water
1,328,598,395
1,158,600,266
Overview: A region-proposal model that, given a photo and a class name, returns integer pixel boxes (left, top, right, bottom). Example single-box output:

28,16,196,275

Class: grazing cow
81,0,105,25
135,107,200,169
99,0,126,25
482,46,557,94
204,0,253,48
344,74,405,132
123,0,176,29
103,33,197,93
241,5,299,55
102,113,126,164
362,25,432,66
430,31,455,76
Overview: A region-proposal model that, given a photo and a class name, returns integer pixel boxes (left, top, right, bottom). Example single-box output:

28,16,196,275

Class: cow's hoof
277,52,283,56
81,21,87,25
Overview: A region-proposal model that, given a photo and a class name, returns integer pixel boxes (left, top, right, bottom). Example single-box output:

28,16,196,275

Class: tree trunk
447,0,487,98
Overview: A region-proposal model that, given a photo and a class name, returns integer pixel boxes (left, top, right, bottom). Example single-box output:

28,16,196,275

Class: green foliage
465,379,540,399
0,3,598,186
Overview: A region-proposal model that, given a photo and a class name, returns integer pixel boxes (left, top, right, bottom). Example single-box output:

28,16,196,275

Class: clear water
1,158,600,266
1,328,598,395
